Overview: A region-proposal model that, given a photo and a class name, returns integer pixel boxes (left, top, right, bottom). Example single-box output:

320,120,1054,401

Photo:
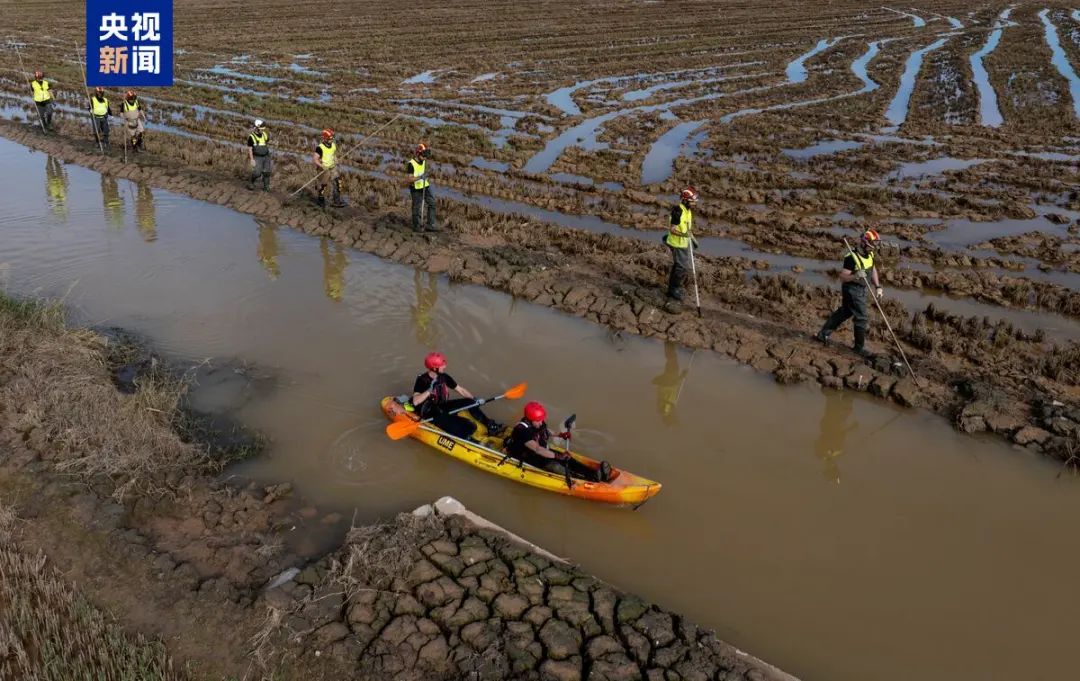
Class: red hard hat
862,229,880,242
322,128,334,140
424,352,447,371
125,89,135,98
94,86,104,93
416,142,429,156
33,70,43,79
524,401,546,422
680,186,699,203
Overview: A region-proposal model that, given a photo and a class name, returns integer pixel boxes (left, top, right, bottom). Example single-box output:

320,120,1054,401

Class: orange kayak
381,396,662,506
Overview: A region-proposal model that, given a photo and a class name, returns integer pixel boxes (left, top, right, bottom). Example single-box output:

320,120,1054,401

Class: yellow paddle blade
503,382,527,400
385,419,421,441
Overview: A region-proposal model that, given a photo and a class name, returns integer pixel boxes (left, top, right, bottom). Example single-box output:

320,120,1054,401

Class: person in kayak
504,402,612,483
412,352,503,440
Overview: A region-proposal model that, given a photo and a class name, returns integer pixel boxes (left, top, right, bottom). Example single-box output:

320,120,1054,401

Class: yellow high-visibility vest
32,79,51,103
91,95,109,117
408,159,429,190
123,98,140,112
319,141,337,169
665,203,692,250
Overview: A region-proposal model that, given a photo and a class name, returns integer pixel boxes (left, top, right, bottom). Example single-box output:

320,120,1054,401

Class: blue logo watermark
86,0,173,87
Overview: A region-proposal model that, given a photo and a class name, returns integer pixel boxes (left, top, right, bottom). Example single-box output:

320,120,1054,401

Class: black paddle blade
562,414,577,432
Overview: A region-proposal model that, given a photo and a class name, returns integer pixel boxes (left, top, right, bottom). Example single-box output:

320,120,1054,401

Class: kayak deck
381,396,661,506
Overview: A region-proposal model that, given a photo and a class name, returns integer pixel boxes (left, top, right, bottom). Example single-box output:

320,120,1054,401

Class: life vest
408,158,429,190
319,141,337,169
91,95,109,117
250,129,269,156
665,203,692,249
31,79,51,103
506,419,549,457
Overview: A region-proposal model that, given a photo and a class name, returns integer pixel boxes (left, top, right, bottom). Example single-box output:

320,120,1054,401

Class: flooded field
4,137,1080,681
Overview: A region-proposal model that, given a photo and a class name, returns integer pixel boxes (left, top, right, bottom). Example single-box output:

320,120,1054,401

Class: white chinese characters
98,13,128,41
132,13,161,42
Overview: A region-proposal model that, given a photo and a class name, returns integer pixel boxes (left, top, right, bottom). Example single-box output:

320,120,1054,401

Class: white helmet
254,118,265,128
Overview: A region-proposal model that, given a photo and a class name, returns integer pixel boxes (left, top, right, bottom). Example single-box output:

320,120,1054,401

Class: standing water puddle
970,8,1015,127
3,138,1080,681
1039,9,1080,120
640,120,706,185
885,37,949,127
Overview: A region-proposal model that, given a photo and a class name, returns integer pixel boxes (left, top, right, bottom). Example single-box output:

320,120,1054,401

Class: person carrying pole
121,90,147,152
815,229,883,359
30,69,55,131
312,128,345,207
664,186,698,308
89,86,111,149
246,119,272,191
406,142,437,232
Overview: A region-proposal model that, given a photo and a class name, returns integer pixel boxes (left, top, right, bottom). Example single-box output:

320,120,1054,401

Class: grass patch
0,504,185,680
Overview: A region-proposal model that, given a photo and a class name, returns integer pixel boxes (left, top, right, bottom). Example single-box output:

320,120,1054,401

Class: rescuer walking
312,128,345,207
815,230,884,358
246,119,272,191
664,187,699,307
121,90,146,152
406,142,437,232
30,69,55,131
89,86,112,148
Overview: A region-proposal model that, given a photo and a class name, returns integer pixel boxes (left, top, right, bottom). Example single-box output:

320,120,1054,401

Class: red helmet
424,352,447,371
322,128,334,140
94,86,104,94
680,186,699,203
524,401,546,423
861,229,880,249
33,70,43,79
415,142,429,157
125,89,136,99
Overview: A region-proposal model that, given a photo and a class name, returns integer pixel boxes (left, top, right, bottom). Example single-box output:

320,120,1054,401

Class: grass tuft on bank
0,291,205,500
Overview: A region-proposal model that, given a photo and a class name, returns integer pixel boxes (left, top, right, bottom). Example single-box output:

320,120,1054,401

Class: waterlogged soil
0,314,788,681
4,120,1080,469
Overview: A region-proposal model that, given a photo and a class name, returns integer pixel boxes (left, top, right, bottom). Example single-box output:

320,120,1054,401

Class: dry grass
328,512,444,596
0,503,185,681
0,293,206,501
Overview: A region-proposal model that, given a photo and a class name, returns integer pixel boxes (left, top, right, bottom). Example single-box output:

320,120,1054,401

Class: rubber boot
248,172,257,191
262,174,270,192
815,327,831,345
853,327,874,359
331,179,346,208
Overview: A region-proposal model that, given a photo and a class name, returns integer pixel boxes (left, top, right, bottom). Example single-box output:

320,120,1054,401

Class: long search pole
288,112,404,201
13,43,47,134
842,237,920,386
76,44,104,153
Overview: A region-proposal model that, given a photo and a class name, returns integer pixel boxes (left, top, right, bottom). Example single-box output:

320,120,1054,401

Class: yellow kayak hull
381,397,662,506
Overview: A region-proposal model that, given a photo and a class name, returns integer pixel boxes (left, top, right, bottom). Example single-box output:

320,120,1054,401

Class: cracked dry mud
263,513,787,681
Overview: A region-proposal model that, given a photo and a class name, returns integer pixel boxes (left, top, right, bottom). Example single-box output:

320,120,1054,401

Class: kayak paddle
385,382,527,440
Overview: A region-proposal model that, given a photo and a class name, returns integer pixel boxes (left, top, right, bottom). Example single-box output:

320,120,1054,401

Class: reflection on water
256,220,281,280
44,156,68,222
411,269,439,348
134,183,156,242
813,389,856,484
320,237,347,302
651,342,689,426
100,175,124,230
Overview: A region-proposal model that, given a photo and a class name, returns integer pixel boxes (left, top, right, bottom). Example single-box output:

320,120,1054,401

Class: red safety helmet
680,186,699,203
33,70,43,79
524,401,547,423
415,142,430,157
125,89,136,99
322,128,334,140
94,86,104,94
424,352,447,371
861,229,880,249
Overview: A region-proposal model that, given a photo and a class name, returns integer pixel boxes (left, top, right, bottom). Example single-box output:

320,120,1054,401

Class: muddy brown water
2,139,1080,681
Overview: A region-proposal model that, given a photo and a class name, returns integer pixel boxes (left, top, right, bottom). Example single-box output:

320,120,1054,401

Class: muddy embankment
0,296,791,679
2,120,1078,466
